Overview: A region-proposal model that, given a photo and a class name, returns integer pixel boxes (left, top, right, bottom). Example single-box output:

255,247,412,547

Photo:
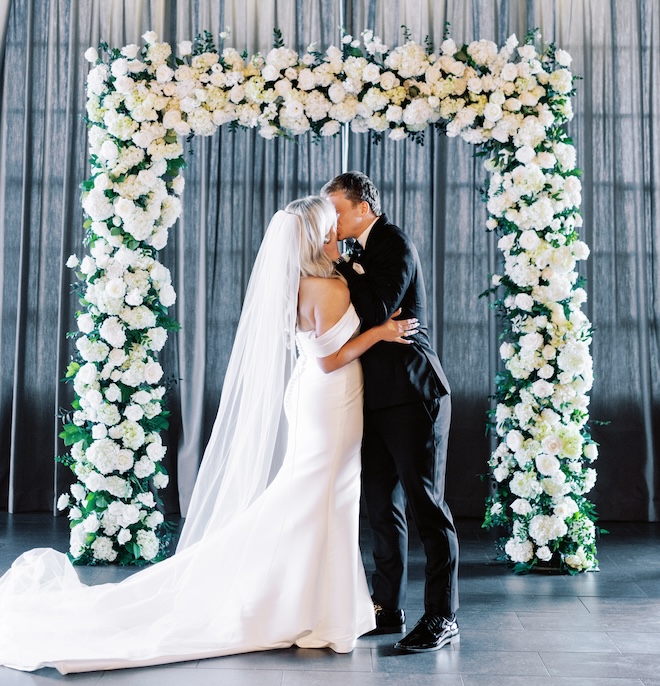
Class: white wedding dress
0,304,375,673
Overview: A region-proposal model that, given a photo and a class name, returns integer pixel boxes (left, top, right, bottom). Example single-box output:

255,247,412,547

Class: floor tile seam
605,630,659,655
535,649,556,677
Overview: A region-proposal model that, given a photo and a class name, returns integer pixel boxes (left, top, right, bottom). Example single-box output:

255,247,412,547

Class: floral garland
60,26,596,570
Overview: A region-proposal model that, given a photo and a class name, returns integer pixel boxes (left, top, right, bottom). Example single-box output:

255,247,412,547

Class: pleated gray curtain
0,0,658,521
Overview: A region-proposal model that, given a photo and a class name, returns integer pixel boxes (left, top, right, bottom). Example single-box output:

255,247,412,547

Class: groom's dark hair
321,171,381,216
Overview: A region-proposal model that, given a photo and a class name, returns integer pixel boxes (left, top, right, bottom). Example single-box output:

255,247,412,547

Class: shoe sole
364,625,406,636
394,633,460,652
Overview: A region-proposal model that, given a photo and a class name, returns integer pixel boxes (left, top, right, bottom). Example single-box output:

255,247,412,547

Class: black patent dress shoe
364,603,406,635
394,613,459,651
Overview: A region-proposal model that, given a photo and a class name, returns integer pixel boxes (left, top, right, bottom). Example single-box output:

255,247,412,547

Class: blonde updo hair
285,196,337,278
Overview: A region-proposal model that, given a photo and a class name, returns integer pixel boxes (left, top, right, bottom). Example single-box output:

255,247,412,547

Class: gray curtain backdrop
0,0,658,521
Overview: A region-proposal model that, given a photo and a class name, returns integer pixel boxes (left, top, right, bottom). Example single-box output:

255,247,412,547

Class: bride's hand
323,226,341,262
377,308,418,345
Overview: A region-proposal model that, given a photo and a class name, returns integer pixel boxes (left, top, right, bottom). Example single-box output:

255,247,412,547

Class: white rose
118,528,132,545
493,464,509,482
518,230,541,251
535,453,560,477
536,545,553,561
531,379,554,398
146,442,167,461
389,128,408,141
506,430,524,451
500,63,518,81
57,494,70,511
380,71,399,90
147,327,168,351
499,342,515,360
159,283,176,307
132,390,152,405
572,240,590,260
152,471,169,489
80,255,97,275
134,456,156,478
142,31,158,44
584,443,598,461
105,278,127,300
515,146,536,165
144,361,164,384
536,152,556,169
483,103,502,122
71,483,87,501
441,39,457,55
105,383,122,403
514,293,534,311
121,43,140,59
125,289,143,306
178,40,193,56
511,498,532,515
261,64,279,82
328,82,346,104
84,47,99,63
77,312,95,334
538,364,555,380
542,435,562,455
156,64,174,83
519,332,544,351
92,423,108,440
555,49,572,67
146,511,164,528
124,404,144,422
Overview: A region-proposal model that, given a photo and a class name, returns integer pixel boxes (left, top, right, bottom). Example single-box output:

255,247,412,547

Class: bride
0,196,418,673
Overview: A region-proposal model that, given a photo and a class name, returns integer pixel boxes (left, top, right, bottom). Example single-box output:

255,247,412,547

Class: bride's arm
316,307,418,373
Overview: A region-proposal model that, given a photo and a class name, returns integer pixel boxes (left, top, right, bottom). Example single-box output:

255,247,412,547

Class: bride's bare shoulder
300,276,349,299
299,277,350,334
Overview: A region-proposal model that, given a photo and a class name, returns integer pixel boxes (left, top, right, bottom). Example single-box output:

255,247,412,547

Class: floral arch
58,27,597,573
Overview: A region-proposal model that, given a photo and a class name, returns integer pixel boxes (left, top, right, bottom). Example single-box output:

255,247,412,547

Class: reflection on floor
0,513,659,685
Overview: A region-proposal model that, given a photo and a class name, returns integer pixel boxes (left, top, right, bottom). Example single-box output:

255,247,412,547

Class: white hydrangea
136,529,160,560
504,537,534,563
91,536,118,562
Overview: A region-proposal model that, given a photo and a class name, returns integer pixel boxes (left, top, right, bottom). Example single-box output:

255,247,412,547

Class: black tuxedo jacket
336,214,450,409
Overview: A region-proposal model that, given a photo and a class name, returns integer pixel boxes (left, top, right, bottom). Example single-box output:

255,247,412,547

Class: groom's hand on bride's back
377,308,418,345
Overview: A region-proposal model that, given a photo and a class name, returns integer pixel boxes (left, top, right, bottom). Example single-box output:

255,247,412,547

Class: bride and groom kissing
0,171,459,673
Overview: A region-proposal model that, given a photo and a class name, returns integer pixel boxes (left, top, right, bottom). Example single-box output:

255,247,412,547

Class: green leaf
65,361,81,378
59,423,91,447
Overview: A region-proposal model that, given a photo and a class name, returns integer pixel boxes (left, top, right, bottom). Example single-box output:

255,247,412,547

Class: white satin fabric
0,304,375,674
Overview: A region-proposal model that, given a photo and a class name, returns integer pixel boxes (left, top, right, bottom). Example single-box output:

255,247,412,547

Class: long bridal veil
177,210,301,550
0,202,382,675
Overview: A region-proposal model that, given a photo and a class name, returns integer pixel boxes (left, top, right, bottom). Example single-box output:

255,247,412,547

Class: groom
322,171,459,652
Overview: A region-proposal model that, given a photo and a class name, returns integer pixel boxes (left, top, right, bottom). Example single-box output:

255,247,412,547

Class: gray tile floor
0,513,658,685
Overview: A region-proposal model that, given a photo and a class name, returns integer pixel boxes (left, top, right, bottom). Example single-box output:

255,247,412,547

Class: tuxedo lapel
359,214,388,267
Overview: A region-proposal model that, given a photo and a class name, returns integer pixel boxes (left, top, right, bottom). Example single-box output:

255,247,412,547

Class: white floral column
476,45,599,572
59,36,184,564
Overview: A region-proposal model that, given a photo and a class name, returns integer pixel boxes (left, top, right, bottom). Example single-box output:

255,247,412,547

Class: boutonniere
352,262,365,275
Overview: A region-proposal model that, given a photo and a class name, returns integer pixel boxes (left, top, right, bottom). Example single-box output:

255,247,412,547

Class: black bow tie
348,239,363,259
